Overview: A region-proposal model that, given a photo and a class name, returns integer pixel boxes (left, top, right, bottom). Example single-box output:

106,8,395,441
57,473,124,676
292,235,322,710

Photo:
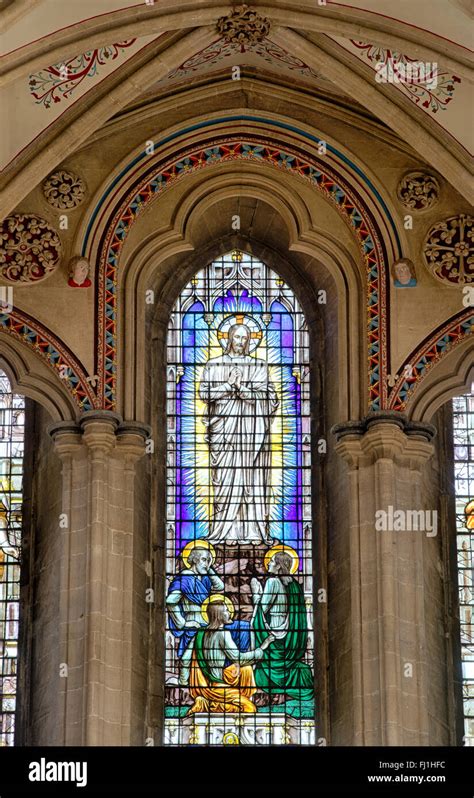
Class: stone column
332,412,437,746
49,412,150,745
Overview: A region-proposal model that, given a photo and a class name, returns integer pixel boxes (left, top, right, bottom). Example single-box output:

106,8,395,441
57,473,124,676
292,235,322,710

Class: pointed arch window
164,250,315,745
0,371,25,746
452,391,474,745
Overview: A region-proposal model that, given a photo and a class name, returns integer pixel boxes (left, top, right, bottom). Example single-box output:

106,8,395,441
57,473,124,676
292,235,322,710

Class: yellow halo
264,544,299,574
201,594,235,623
181,540,216,568
223,732,240,745
465,500,474,529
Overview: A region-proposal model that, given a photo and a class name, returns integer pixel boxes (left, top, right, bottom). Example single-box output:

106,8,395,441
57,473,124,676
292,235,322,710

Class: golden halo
223,732,240,745
201,594,235,623
217,313,263,352
464,500,474,529
264,544,299,574
181,540,216,568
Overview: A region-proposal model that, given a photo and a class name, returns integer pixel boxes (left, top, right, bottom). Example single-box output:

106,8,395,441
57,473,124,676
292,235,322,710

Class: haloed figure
251,549,314,715
199,323,279,545
166,542,251,685
188,599,274,715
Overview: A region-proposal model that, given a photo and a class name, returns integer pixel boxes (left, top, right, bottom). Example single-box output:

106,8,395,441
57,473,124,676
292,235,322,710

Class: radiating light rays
0,372,24,747
177,316,299,541
165,252,315,744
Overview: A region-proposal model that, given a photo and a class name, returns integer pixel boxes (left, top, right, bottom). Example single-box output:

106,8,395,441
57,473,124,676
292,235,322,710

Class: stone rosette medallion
42,169,86,210
0,214,62,283
216,4,270,46
397,171,440,212
423,213,473,285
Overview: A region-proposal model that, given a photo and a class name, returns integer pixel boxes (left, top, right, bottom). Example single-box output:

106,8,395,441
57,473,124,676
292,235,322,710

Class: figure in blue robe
166,546,250,684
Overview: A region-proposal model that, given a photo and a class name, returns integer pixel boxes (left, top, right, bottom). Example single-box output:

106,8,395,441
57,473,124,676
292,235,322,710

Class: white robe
200,353,279,544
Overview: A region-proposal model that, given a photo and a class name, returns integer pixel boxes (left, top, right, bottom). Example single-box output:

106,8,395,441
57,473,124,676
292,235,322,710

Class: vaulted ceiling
1,0,472,217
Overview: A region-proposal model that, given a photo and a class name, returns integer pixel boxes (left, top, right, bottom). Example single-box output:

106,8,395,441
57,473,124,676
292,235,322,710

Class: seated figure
188,596,274,715
166,541,251,685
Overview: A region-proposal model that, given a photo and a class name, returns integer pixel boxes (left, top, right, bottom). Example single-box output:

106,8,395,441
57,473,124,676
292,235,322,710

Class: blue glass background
174,290,304,557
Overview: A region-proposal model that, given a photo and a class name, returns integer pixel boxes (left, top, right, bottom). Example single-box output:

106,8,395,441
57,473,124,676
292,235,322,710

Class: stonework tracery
42,170,86,209
0,214,61,283
423,214,474,285
397,171,440,211
216,4,270,47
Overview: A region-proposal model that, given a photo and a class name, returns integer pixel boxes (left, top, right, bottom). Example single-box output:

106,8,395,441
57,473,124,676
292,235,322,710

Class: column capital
332,412,435,469
332,411,436,442
116,421,152,463
48,420,83,459
80,410,122,454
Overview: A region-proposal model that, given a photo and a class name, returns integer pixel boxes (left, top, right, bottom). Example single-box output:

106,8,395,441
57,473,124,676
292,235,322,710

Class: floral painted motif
423,214,474,285
29,41,136,108
350,41,461,113
42,170,86,209
397,172,440,211
167,38,319,81
0,215,61,283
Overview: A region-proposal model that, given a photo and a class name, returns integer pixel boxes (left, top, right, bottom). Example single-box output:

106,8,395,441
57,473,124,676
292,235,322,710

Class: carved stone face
71,258,89,285
394,260,413,285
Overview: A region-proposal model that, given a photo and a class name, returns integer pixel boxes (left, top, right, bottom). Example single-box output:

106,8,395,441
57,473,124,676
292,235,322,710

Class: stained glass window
0,371,25,746
452,391,474,745
164,250,315,745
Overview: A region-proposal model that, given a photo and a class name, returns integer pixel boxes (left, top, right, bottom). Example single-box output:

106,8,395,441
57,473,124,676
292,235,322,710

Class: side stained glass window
164,251,315,745
452,392,474,745
0,371,25,746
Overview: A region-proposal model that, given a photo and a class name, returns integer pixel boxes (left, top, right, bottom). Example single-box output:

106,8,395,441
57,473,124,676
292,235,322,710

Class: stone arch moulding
3,2,470,85
79,119,406,414
2,5,471,215
0,307,97,417
388,309,474,420
123,203,361,422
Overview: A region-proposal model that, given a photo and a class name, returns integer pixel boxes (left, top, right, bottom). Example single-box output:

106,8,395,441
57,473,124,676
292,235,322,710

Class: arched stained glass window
452,391,474,745
164,250,315,745
0,371,25,746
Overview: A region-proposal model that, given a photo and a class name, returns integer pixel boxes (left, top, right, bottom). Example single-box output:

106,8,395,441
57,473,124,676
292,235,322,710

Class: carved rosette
216,4,270,47
42,169,86,210
397,171,440,211
0,214,62,283
423,214,473,285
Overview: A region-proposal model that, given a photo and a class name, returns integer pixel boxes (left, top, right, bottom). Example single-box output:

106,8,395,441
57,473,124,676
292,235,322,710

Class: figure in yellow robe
187,600,274,715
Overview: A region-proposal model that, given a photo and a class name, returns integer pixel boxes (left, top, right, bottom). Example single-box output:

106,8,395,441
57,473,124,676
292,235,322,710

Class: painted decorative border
96,135,388,411
388,310,474,410
0,308,97,411
29,41,137,109
166,37,319,82
349,41,461,114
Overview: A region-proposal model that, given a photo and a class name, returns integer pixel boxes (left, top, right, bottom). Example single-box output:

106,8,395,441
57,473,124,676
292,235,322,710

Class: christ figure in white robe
200,324,279,545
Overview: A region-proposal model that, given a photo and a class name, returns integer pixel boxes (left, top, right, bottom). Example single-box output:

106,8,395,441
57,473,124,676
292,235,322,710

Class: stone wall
20,400,62,745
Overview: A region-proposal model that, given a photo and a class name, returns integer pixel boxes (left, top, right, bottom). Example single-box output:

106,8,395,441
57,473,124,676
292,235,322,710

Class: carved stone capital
333,412,435,469
116,422,152,463
80,410,122,454
48,421,83,459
